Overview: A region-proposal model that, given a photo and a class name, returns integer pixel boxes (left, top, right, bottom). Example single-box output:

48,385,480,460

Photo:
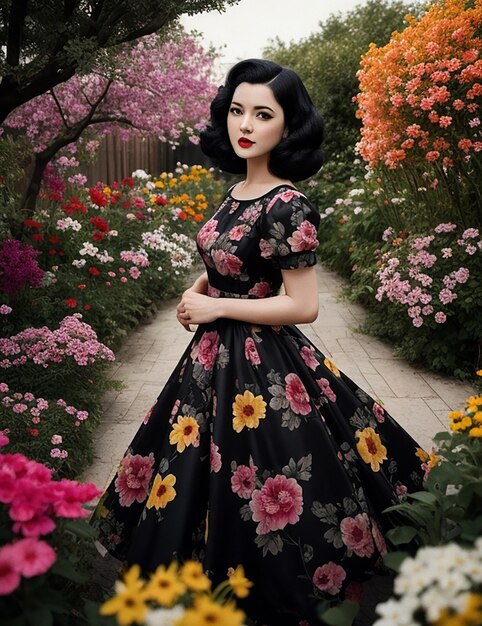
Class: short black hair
200,59,324,182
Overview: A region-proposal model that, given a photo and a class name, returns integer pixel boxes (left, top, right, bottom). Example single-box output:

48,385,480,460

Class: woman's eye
258,112,273,120
229,107,242,115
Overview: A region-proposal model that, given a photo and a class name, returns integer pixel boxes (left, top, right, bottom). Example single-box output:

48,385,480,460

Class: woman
93,59,423,626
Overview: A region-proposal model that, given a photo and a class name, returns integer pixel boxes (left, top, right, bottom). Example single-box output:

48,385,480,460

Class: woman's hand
178,291,220,327
176,273,209,331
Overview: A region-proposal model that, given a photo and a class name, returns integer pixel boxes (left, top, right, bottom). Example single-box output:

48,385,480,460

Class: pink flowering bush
0,440,103,623
0,239,44,295
0,383,92,478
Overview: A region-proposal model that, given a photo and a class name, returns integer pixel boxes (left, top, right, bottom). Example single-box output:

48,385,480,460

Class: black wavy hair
200,59,324,182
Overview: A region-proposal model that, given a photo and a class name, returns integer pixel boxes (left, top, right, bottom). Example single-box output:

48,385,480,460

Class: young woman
93,59,423,626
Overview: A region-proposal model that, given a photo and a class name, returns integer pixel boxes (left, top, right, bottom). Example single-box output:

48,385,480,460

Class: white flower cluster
374,540,482,626
74,242,114,266
141,227,194,269
56,217,82,231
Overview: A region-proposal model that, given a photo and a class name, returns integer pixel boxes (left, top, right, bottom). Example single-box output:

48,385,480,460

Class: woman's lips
238,138,255,148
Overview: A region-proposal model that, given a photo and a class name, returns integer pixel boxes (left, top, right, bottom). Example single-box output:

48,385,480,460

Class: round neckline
229,183,298,202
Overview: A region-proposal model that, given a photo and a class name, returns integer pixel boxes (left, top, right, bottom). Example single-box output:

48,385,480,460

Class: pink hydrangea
340,513,375,557
244,337,261,366
231,461,257,499
300,346,319,371
287,220,319,252
250,474,303,535
196,331,220,371
312,562,346,595
285,373,311,415
114,453,155,507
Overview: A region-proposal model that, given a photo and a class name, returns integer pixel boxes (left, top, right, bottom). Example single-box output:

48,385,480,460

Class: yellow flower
476,370,482,377
177,595,245,626
160,172,167,179
146,473,176,510
103,186,111,196
232,391,267,433
180,174,189,183
473,411,482,424
451,416,473,432
427,451,440,470
169,178,177,187
100,565,148,625
169,416,199,453
324,358,341,377
435,593,482,626
195,193,206,201
469,426,482,437
228,565,253,598
355,427,387,472
415,447,429,462
144,561,185,607
179,560,211,591
448,411,464,420
155,180,165,188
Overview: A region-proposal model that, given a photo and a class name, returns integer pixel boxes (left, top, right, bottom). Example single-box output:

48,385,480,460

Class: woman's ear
282,128,289,139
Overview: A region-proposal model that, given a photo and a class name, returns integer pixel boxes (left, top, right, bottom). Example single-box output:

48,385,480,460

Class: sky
181,0,367,78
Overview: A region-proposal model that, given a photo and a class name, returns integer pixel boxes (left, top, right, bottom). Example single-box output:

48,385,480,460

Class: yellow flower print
169,416,199,452
100,565,148,625
144,561,185,607
228,565,253,598
177,595,245,626
179,560,211,591
146,473,176,510
355,427,388,472
324,358,341,377
232,391,267,433
415,447,429,462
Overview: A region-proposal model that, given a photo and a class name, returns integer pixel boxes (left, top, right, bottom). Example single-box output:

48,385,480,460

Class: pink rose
228,224,248,241
317,378,336,402
312,562,346,595
244,337,261,365
259,239,273,259
197,331,220,370
287,220,319,252
248,281,271,298
372,402,385,423
211,249,243,276
210,441,222,473
300,345,319,371
196,219,219,249
231,462,257,499
266,190,301,213
250,474,303,534
340,513,375,557
285,373,311,415
115,453,155,507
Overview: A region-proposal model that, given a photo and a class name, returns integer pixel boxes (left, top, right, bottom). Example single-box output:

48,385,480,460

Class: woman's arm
179,266,319,327
188,271,209,294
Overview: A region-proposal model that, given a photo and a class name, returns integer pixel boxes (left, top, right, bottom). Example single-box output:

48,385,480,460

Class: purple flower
0,239,44,295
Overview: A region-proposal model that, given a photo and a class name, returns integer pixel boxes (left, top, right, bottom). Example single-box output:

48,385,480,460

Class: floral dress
92,185,423,626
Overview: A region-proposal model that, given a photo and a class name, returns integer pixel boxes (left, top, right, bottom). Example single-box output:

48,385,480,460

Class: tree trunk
20,153,52,215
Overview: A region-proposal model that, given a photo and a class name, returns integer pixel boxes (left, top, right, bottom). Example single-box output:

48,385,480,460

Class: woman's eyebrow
231,101,275,113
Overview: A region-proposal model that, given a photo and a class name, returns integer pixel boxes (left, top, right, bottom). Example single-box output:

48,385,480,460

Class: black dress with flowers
93,185,423,626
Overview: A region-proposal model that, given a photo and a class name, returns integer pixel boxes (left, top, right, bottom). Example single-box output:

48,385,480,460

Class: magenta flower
340,513,375,557
285,373,311,415
114,453,155,507
0,239,44,295
9,537,56,577
0,544,21,595
250,474,303,535
312,562,347,595
231,462,257,499
244,337,261,366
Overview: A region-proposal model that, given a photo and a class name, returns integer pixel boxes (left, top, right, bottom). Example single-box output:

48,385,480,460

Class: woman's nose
240,116,253,134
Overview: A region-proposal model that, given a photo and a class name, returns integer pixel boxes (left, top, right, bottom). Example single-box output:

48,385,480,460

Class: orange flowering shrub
356,0,482,170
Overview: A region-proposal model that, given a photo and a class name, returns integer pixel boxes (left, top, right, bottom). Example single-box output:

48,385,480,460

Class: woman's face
227,82,286,162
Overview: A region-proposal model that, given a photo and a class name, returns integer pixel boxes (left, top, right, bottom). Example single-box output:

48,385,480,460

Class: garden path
83,264,474,491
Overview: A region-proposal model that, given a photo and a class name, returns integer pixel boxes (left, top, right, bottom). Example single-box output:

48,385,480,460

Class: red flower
23,219,42,229
122,177,134,188
89,267,100,276
89,188,108,207
92,231,106,242
27,428,39,437
84,304,91,310
48,249,56,255
135,211,145,220
49,192,63,202
90,216,109,232
122,201,131,209
154,195,168,206
32,234,44,241
179,211,188,220
65,298,77,308
77,284,87,290
62,196,88,215
49,236,60,244
112,181,120,189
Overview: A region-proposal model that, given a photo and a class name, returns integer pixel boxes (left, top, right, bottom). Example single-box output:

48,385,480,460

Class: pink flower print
250,474,303,534
196,219,219,249
259,239,273,259
372,402,385,423
396,483,408,498
287,220,319,253
312,562,347,595
211,249,243,276
228,224,248,241
244,337,261,366
248,281,271,298
266,190,301,212
231,461,258,499
340,513,375,557
143,405,154,425
300,345,319,371
371,521,387,556
207,284,221,298
114,453,155,507
197,331,220,371
285,373,311,415
210,441,222,473
317,378,336,402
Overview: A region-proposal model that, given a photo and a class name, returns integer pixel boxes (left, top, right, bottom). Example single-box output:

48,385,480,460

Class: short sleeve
259,189,320,270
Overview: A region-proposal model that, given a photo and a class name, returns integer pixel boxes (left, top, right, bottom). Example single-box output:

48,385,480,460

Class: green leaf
82,600,118,626
407,491,438,505
386,525,418,545
383,550,410,572
319,600,360,625
50,556,88,583
25,607,53,626
64,519,98,540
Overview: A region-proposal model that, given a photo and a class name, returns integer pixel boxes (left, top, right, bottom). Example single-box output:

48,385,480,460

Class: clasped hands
176,289,220,331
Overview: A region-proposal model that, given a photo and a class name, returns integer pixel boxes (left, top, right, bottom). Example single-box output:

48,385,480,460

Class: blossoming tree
3,32,218,212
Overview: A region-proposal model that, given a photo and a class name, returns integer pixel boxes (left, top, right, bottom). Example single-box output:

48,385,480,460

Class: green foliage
265,0,422,159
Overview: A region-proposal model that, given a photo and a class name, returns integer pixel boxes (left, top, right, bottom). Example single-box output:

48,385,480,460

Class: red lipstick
238,137,255,148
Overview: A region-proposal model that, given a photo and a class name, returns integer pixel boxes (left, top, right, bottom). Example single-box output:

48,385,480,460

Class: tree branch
5,0,29,68
49,88,71,130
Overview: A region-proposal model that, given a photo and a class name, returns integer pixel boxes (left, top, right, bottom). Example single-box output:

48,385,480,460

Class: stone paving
83,264,473,491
